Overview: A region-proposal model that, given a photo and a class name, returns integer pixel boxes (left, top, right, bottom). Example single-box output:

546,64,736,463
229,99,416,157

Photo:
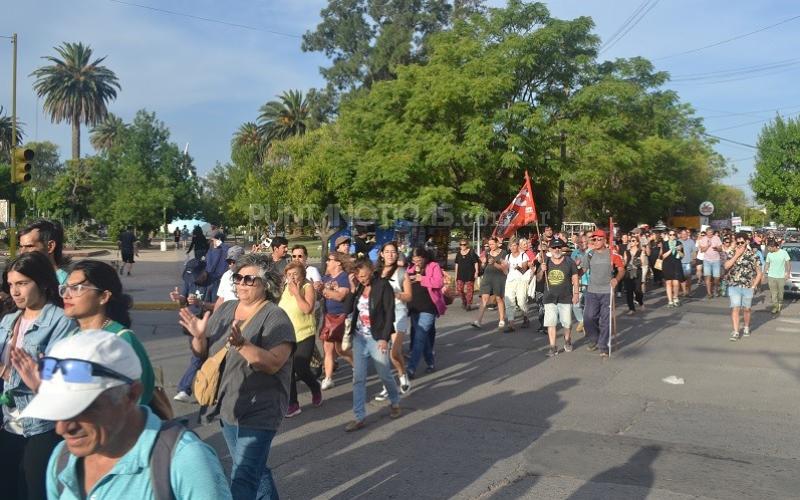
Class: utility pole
556,130,566,229
9,33,18,258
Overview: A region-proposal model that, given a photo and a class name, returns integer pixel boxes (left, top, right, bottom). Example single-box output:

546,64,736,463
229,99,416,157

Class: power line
702,133,757,149
600,0,660,54
670,64,800,86
699,103,800,119
670,58,800,82
107,0,302,39
654,13,800,60
709,111,800,133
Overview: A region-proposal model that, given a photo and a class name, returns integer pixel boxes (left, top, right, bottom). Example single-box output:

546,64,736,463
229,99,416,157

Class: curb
65,250,110,257
132,302,181,311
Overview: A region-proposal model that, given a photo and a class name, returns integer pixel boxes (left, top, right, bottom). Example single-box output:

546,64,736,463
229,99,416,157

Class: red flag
493,171,538,239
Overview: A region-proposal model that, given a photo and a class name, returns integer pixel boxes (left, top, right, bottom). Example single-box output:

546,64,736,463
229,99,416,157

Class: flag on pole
493,171,538,239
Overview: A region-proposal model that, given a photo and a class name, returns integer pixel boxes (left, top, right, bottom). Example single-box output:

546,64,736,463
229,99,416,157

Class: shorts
681,263,692,278
121,250,135,264
394,308,409,333
479,273,506,297
728,286,753,309
703,260,721,278
543,303,572,328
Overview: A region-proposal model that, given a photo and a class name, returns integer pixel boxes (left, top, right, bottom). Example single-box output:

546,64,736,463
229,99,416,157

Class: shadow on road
566,445,661,500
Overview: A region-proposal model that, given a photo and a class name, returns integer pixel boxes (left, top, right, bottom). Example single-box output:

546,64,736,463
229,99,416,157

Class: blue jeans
583,292,611,353
177,353,203,394
221,422,279,500
352,333,400,421
408,312,435,374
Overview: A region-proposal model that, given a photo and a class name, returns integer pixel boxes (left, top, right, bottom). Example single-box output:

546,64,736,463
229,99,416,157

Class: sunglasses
58,283,102,298
39,357,134,384
291,254,304,259
736,241,746,245
232,273,262,286
668,233,676,236
590,237,603,241
459,243,468,247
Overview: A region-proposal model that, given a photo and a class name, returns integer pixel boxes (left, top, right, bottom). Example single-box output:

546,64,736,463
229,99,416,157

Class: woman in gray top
180,253,295,500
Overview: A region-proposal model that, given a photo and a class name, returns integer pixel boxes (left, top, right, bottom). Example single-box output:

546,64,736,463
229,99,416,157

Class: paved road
129,258,800,500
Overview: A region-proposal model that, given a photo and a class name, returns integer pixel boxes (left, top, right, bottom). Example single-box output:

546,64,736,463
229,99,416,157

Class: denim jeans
408,312,435,375
352,332,400,421
177,353,204,394
583,292,611,353
221,422,279,500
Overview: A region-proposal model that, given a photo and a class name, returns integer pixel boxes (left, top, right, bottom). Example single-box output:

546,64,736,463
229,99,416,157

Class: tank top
278,283,315,342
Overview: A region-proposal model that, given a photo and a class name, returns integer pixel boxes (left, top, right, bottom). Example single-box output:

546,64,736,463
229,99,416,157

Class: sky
2,0,798,206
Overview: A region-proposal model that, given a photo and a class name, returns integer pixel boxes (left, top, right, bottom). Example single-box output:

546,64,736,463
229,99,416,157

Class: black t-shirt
119,231,136,252
409,281,437,314
454,250,479,281
542,257,579,304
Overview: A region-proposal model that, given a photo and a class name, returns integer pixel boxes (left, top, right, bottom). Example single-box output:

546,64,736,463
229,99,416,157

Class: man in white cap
22,330,231,499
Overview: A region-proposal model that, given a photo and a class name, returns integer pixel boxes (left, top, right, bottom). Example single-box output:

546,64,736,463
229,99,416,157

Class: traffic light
12,147,33,183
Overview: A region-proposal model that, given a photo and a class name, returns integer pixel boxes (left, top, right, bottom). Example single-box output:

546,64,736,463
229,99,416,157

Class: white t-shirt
356,293,371,337
305,265,322,283
506,252,530,281
216,269,237,302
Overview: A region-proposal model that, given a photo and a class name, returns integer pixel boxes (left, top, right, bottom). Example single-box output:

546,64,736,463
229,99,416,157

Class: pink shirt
698,235,723,261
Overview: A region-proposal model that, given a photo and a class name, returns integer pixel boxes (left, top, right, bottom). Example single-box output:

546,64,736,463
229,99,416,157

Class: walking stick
534,221,549,291
608,217,616,356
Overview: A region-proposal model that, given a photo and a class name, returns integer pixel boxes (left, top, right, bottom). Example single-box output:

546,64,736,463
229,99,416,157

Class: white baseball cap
21,329,142,421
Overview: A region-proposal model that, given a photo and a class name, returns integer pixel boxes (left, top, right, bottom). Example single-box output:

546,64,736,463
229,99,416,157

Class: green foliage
64,223,89,249
0,106,25,160
752,115,800,226
89,113,128,152
258,90,312,142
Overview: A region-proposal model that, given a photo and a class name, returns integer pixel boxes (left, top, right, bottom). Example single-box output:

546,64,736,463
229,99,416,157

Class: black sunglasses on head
232,273,262,286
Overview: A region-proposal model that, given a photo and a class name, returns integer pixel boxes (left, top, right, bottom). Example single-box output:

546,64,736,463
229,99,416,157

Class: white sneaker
374,387,389,401
498,320,506,329
321,378,335,390
173,391,192,403
399,374,411,394
742,326,751,337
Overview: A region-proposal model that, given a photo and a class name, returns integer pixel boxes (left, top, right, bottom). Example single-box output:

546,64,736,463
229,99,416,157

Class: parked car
781,243,800,295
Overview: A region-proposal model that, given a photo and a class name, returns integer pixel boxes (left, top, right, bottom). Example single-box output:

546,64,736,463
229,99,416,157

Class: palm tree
89,113,127,152
0,106,25,160
232,121,268,163
31,42,120,161
257,89,310,142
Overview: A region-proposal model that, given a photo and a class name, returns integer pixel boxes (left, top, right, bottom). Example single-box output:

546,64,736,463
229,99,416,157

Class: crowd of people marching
0,218,792,499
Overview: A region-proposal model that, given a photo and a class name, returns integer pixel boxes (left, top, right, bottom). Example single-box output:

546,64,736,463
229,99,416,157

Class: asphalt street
117,249,800,499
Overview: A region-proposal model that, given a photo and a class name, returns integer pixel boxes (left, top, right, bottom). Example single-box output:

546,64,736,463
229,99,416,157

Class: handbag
654,258,663,271
149,366,174,421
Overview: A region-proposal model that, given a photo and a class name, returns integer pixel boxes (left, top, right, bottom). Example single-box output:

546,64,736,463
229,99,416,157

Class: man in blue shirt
21,330,231,500
204,231,230,302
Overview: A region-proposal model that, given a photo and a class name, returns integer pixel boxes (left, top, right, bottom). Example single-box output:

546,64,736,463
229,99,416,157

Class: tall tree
302,0,453,93
232,122,267,166
751,115,800,226
89,113,128,152
31,42,120,160
258,90,311,142
0,106,25,161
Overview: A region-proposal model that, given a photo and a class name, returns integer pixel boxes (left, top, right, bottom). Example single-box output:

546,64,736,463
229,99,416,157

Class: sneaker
547,345,558,357
173,391,192,403
586,342,598,351
374,387,389,402
600,351,609,358
344,420,366,432
311,390,323,407
425,365,436,373
771,304,779,314
576,322,584,333
729,330,740,342
564,341,573,352
742,326,750,337
399,374,411,394
285,403,302,418
497,320,506,330
321,378,335,390
470,321,481,329
390,405,402,419
673,299,680,307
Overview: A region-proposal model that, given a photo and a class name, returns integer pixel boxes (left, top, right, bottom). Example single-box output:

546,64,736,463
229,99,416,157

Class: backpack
56,420,188,500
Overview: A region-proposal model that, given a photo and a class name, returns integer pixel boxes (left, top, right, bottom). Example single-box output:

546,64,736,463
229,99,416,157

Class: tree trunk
318,213,336,261
71,116,80,160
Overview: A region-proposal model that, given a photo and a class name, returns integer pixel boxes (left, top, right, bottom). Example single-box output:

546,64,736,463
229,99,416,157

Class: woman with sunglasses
315,252,354,390
279,262,322,418
404,246,447,378
180,253,295,500
454,239,479,311
659,230,685,307
623,238,647,313
373,241,413,401
0,252,76,500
